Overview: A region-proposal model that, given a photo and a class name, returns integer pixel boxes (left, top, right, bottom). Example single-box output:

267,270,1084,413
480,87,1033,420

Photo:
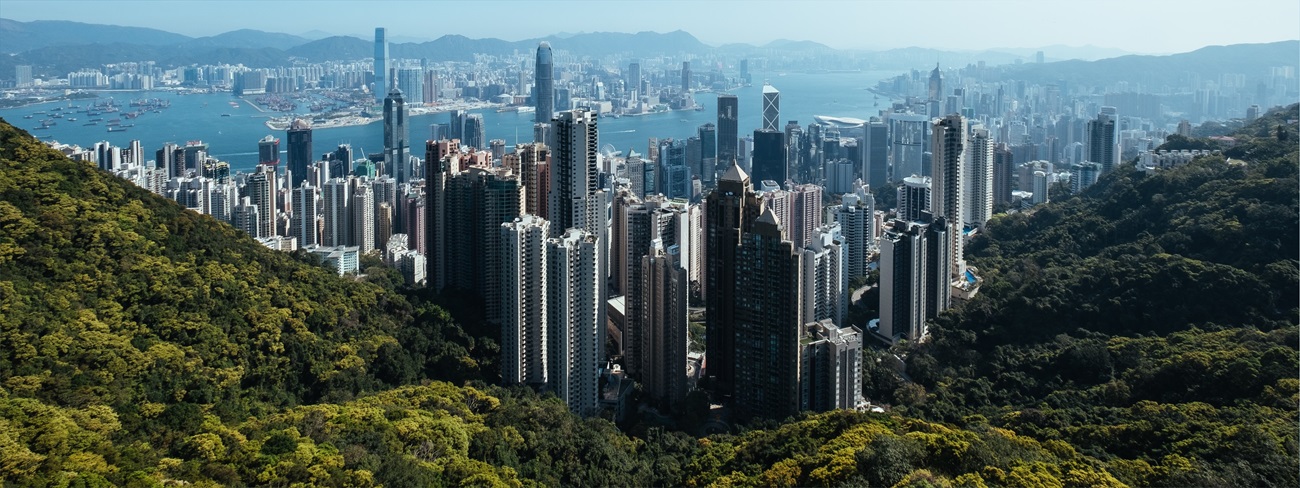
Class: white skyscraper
546,228,602,417
501,215,551,386
231,197,260,238
800,319,864,412
964,125,994,230
246,165,278,238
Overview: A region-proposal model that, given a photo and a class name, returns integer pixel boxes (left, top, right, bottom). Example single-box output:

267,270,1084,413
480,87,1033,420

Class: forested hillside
868,105,1300,487
0,105,1296,486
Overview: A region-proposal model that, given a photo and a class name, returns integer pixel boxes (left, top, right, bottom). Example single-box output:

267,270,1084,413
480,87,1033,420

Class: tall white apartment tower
292,185,320,247
964,125,994,230
546,228,602,417
501,215,551,386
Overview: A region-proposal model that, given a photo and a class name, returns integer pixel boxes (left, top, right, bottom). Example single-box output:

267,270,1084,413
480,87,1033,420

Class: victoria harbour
1,70,899,172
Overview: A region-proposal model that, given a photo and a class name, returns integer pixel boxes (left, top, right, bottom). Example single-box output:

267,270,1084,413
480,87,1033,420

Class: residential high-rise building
232,197,260,238
548,109,603,237
993,143,1014,206
383,88,409,183
640,240,689,409
322,178,351,247
286,119,312,189
801,224,847,327
291,185,319,247
501,215,551,386
517,143,550,219
535,42,554,123
762,84,780,132
833,184,876,283
546,228,602,416
732,207,801,421
374,27,388,102
258,135,280,167
716,94,738,170
897,175,931,222
429,164,523,321
626,61,642,97
1070,161,1102,193
800,319,863,412
931,114,966,278
1087,108,1119,173
964,125,994,229
789,183,823,249
879,219,927,343
245,165,277,238
351,182,375,254
397,68,423,105
864,119,889,188
15,65,33,88
375,202,393,249
751,129,786,183
704,163,762,398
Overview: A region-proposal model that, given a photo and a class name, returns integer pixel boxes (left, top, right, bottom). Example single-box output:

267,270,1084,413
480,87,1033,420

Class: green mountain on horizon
0,105,1296,486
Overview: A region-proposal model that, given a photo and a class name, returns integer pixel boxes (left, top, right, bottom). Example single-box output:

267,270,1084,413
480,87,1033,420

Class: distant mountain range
1,17,1295,91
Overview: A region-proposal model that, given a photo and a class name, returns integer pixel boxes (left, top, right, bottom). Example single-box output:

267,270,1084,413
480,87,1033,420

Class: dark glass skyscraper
383,88,409,183
751,129,786,183
286,119,312,189
534,42,554,123
258,135,279,166
374,27,388,103
717,94,738,167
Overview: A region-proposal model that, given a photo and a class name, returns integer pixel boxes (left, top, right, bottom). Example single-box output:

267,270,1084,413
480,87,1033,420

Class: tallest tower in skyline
534,42,554,123
374,27,388,104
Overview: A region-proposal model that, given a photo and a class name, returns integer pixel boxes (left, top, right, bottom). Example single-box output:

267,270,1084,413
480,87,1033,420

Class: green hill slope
879,105,1300,487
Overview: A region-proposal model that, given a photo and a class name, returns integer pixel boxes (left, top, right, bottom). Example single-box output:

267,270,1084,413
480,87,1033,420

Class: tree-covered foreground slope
1,104,1297,487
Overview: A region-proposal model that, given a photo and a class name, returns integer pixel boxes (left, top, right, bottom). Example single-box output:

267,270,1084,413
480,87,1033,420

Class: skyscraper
351,182,375,254
751,129,786,184
681,61,692,92
535,42,554,123
501,215,551,386
964,126,994,229
322,178,351,247
517,143,550,219
640,240,689,409
833,184,876,283
890,114,929,180
291,185,319,247
286,119,312,190
246,165,277,238
697,123,717,184
257,135,280,167
864,119,888,187
546,228,602,416
879,220,928,343
704,163,762,398
800,319,863,412
374,27,388,103
1087,108,1118,173
463,113,485,149
626,61,642,98
397,68,424,105
801,224,847,327
732,208,801,421
993,143,1014,206
897,176,931,223
430,165,523,322
930,114,966,278
383,88,409,183
762,84,780,132
548,109,602,237
717,94,738,168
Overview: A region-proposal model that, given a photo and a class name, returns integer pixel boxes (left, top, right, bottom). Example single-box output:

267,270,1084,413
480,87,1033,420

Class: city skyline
3,0,1298,54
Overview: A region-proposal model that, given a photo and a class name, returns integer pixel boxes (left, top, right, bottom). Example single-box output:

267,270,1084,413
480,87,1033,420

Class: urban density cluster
31,26,1292,423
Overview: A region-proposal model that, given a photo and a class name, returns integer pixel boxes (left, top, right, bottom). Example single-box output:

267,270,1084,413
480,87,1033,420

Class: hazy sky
5,0,1298,53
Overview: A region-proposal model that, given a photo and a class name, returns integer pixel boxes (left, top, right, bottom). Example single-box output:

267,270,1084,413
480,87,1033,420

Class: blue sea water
0,70,901,173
